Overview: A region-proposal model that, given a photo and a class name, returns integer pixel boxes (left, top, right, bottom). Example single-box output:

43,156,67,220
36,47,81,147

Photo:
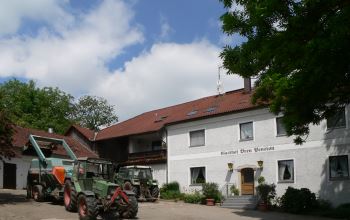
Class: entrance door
241,168,254,195
3,162,16,189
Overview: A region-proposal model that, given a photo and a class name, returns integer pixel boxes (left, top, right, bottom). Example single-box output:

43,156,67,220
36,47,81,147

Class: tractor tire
121,195,138,219
124,182,139,198
26,184,32,199
64,180,77,212
32,185,44,202
151,186,160,199
77,194,98,220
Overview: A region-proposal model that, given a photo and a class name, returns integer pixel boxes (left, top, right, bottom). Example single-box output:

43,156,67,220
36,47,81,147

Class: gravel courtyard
0,189,336,220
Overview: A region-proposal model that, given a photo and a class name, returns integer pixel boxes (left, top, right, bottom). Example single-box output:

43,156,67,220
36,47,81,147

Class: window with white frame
189,129,205,147
327,108,346,129
278,160,294,182
329,155,349,180
276,117,287,136
190,167,206,184
240,122,253,140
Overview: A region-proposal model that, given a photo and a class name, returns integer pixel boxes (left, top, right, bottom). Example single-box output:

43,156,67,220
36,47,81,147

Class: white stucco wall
0,156,33,189
149,163,167,187
167,106,350,206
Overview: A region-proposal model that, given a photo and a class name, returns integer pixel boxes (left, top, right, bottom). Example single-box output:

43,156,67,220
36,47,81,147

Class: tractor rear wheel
121,195,138,219
32,185,44,202
78,195,98,220
151,186,159,199
64,180,77,212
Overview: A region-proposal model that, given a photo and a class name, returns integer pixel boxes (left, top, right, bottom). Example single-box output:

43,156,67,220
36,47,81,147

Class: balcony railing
125,149,167,165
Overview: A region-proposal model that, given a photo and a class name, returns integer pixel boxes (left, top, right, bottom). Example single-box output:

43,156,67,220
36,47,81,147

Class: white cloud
0,0,244,121
159,15,174,41
0,0,73,35
0,0,144,94
94,41,243,121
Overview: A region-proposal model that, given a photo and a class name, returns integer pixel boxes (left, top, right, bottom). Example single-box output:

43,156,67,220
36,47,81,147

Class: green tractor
64,157,138,220
115,166,159,202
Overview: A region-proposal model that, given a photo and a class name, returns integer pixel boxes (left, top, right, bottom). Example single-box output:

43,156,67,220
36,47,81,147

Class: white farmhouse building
165,89,350,206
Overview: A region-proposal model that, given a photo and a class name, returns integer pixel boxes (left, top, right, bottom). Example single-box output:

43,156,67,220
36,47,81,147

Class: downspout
165,128,169,184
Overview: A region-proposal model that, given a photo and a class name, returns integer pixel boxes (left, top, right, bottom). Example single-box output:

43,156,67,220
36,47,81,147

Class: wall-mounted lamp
257,160,264,168
227,162,234,172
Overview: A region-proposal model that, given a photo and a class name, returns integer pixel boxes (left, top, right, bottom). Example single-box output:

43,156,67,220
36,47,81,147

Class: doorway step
221,195,258,209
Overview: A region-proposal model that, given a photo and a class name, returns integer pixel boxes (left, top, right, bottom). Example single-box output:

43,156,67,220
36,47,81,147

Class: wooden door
3,162,16,189
241,168,254,195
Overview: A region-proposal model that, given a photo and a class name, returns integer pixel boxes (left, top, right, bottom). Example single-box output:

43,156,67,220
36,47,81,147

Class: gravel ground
0,189,336,220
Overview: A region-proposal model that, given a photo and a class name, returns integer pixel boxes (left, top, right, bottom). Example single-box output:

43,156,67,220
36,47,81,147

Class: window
276,117,287,136
190,167,206,185
329,155,349,180
327,108,346,129
152,140,162,151
278,160,294,182
240,122,253,140
189,129,205,147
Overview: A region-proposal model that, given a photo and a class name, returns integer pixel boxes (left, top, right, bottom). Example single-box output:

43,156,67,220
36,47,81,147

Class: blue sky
0,0,245,121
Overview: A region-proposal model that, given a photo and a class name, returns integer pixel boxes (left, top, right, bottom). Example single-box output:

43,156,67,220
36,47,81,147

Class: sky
0,0,246,122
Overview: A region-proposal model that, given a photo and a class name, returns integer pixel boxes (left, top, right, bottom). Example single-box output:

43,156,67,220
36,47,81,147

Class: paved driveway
0,189,335,220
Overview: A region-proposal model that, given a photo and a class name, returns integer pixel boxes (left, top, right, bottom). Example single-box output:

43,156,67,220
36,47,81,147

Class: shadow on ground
230,209,332,220
0,192,29,205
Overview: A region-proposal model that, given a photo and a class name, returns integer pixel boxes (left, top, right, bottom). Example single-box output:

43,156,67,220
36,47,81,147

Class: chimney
48,128,53,133
244,78,251,93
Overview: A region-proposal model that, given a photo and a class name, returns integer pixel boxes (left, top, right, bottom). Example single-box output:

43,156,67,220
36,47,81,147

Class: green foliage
220,0,350,144
256,182,276,205
230,184,239,195
0,79,74,134
72,95,118,131
183,191,205,204
202,182,222,203
281,187,318,213
160,181,182,200
0,92,14,158
257,176,265,184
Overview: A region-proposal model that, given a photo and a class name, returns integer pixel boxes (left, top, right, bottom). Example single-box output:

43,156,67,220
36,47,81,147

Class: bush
183,192,205,204
256,183,276,205
160,181,181,200
202,182,222,203
257,176,265,184
230,184,239,196
160,181,180,193
281,187,318,213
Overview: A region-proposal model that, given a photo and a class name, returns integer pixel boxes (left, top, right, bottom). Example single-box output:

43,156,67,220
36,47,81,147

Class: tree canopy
220,0,350,143
0,79,74,134
72,95,118,131
0,92,14,159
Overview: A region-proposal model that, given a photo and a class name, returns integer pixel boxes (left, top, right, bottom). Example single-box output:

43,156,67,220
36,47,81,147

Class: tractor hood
93,179,118,196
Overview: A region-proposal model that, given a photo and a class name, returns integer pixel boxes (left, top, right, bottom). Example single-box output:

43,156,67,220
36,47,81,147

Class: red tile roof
12,126,98,158
65,124,95,140
96,89,260,141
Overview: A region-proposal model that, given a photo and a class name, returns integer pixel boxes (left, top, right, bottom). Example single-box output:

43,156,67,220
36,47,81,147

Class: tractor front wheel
64,180,77,212
78,195,98,220
32,185,44,202
124,182,139,198
151,186,160,199
121,195,138,219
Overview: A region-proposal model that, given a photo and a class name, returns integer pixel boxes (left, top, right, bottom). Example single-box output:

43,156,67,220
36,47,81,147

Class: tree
0,79,74,134
72,95,118,131
220,0,350,144
0,92,14,158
